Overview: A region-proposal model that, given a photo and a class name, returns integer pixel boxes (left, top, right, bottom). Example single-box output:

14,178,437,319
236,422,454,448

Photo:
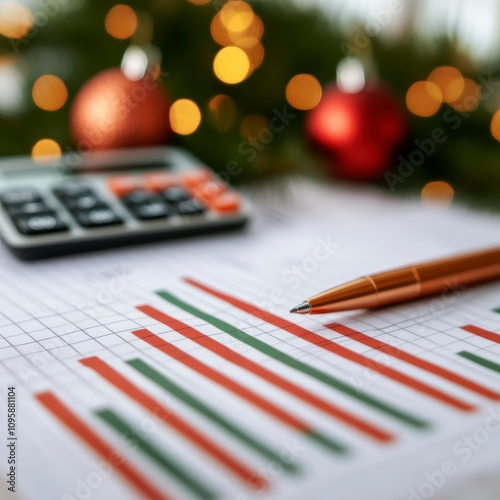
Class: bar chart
15,277,500,500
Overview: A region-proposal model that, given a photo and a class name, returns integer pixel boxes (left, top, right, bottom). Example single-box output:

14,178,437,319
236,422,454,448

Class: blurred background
0,0,499,207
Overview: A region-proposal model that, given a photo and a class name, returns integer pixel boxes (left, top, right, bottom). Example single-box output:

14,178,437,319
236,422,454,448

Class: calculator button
122,190,154,206
13,213,68,235
108,175,143,197
179,169,214,188
210,192,242,213
176,199,206,216
65,194,105,211
130,200,170,220
161,187,192,204
1,188,41,206
74,208,122,227
192,180,227,204
53,183,92,200
144,173,175,192
7,201,52,216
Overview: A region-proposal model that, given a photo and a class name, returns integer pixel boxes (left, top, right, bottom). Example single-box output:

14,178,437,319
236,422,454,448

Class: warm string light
31,139,62,162
105,4,138,39
286,74,323,111
406,81,442,117
407,66,480,118
490,110,500,142
210,1,265,83
0,1,33,39
213,46,250,85
449,78,479,112
421,181,454,209
32,75,68,111
427,66,464,103
169,99,202,135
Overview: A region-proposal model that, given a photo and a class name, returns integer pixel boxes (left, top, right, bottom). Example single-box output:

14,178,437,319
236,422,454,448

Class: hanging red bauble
306,81,407,181
70,68,171,150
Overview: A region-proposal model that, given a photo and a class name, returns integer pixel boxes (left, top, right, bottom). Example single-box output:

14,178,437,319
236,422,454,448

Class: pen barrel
416,247,500,297
373,247,500,307
307,246,500,313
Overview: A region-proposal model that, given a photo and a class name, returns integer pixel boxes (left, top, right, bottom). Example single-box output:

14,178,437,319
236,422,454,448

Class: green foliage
1,0,499,205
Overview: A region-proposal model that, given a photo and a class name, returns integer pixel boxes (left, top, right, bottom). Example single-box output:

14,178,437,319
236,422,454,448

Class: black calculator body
0,147,249,260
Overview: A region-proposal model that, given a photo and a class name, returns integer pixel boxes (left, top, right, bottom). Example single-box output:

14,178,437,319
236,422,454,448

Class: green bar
96,409,217,500
157,291,429,429
458,351,500,374
307,431,348,454
127,358,302,472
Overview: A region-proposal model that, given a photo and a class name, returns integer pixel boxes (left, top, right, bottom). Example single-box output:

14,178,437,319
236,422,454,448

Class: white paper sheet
1,179,500,500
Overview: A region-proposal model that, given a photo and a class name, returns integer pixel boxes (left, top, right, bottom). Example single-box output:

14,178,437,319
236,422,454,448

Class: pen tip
289,302,311,314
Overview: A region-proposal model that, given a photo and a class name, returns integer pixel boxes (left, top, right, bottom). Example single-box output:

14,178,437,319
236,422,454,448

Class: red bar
35,392,170,500
462,325,500,345
137,305,393,443
184,278,476,412
80,356,267,491
132,328,314,433
327,323,500,401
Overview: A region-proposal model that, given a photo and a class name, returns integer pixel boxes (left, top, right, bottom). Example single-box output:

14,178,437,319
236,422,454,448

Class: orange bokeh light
31,139,62,162
32,75,68,111
220,1,254,34
406,81,442,117
427,66,464,103
169,99,202,135
449,78,480,113
213,46,250,85
0,2,32,39
421,181,454,209
490,110,500,142
286,74,323,111
105,5,138,40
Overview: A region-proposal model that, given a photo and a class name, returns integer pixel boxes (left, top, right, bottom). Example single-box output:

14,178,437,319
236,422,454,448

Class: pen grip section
370,269,421,307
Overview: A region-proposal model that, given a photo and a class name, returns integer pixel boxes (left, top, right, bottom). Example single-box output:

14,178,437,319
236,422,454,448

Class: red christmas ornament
306,79,407,181
70,68,171,150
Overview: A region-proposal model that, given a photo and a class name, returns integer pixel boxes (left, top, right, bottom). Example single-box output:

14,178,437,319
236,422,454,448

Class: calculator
0,146,249,260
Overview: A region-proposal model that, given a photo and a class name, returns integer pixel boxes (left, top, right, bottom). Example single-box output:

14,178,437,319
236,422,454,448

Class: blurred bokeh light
0,1,33,39
105,4,138,40
32,75,68,112
213,46,250,84
421,181,455,209
31,139,62,162
169,99,202,135
406,81,442,117
286,74,323,111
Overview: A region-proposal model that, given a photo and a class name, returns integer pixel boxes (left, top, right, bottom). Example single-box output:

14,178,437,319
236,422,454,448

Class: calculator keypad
122,192,170,220
1,188,42,206
176,199,206,216
161,187,192,204
1,167,243,241
73,207,122,228
13,212,68,235
0,147,249,260
6,201,53,217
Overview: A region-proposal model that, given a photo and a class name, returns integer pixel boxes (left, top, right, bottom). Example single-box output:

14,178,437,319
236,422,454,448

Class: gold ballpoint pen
290,246,500,315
